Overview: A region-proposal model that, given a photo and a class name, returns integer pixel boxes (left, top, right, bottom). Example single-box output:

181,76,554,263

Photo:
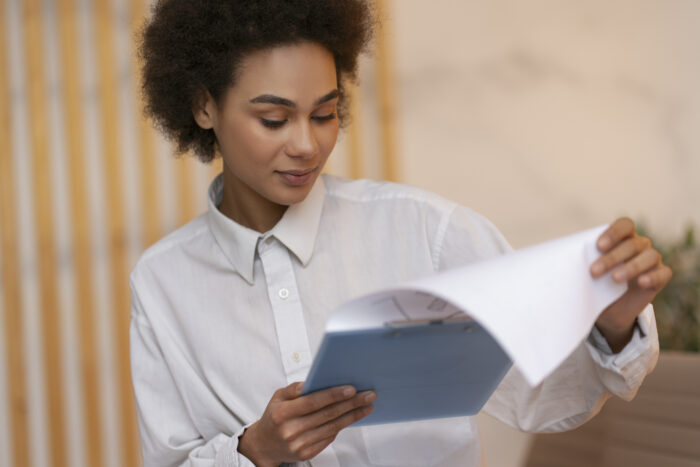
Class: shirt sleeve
130,279,256,467
436,206,660,432
585,303,659,402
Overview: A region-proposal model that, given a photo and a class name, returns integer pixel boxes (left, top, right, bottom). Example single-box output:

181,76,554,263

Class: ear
192,88,217,130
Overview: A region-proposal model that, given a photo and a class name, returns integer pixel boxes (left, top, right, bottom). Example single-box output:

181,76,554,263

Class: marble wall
382,1,700,465
388,0,700,249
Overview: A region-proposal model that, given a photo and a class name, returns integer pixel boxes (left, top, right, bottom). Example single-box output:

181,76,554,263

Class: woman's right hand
237,381,376,466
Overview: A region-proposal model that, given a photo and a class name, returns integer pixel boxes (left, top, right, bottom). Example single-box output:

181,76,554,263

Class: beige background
388,0,700,248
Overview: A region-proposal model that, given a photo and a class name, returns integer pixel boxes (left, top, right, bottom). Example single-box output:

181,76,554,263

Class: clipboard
301,225,629,425
301,316,512,426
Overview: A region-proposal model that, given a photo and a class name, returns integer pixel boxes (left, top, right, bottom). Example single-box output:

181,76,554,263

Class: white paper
327,225,627,386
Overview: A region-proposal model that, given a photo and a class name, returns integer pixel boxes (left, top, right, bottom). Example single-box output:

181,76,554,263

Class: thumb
273,381,304,401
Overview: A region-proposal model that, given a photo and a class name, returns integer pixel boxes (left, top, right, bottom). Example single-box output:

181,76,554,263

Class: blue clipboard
302,317,512,426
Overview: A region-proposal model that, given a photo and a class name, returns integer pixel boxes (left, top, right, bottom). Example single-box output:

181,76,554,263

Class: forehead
232,42,338,104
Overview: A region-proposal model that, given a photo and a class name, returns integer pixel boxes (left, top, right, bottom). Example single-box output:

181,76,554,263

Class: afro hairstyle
139,0,375,162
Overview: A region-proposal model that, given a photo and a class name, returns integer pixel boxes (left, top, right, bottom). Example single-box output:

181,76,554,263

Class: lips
279,168,315,176
276,167,317,186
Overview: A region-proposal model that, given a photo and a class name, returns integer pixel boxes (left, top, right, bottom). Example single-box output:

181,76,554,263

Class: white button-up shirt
130,174,658,467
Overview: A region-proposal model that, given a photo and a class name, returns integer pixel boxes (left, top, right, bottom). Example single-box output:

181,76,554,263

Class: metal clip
385,314,473,328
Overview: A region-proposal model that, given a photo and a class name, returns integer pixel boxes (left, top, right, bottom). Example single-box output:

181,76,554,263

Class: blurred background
0,1,698,467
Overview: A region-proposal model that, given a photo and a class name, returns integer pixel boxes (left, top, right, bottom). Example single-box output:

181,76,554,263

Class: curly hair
139,0,375,162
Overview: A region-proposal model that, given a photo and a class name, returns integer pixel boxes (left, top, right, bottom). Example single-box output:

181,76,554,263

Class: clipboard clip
384,313,473,328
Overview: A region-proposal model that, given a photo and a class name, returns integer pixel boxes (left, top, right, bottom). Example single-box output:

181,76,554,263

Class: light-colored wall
389,0,700,249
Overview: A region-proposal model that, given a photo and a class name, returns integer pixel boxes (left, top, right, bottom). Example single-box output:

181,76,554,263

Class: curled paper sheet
327,225,627,386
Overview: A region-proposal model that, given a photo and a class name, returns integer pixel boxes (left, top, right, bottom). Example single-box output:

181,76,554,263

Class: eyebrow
249,89,340,108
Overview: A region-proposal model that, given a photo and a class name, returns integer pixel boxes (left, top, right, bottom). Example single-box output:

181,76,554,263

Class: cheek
318,122,339,156
222,120,283,165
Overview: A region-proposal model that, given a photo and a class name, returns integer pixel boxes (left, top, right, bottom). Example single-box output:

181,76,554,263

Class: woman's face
196,41,339,218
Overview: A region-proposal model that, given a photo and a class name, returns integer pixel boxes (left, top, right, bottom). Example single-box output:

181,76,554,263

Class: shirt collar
206,173,326,284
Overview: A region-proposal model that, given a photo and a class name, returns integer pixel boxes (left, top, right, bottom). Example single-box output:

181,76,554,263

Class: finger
272,381,305,402
597,217,636,252
638,264,673,290
611,248,661,283
290,405,373,455
287,391,376,437
591,235,651,277
283,385,357,419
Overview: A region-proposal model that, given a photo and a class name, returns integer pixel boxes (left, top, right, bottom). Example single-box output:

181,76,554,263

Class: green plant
638,224,700,352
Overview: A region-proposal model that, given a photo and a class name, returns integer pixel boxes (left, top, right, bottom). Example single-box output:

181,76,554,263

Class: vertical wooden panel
176,156,197,227
23,1,68,466
347,85,365,179
92,1,139,465
374,0,399,182
210,154,223,179
131,0,161,249
0,3,30,466
56,1,103,466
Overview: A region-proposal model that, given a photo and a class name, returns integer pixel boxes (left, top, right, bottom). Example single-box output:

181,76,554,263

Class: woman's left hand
590,217,672,353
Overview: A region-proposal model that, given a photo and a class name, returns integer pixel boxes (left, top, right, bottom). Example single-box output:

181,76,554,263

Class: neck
218,167,287,233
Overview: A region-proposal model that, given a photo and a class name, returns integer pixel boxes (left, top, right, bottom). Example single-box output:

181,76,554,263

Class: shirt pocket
360,417,475,466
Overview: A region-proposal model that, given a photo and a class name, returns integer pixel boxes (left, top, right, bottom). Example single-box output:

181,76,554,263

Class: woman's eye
312,113,336,123
260,118,287,129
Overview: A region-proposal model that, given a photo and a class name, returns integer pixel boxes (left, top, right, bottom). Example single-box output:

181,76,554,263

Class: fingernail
343,387,355,397
364,392,377,403
639,275,651,287
591,262,604,276
598,237,610,250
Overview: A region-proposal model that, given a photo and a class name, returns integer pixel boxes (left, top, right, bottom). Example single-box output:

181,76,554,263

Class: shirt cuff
585,303,659,401
214,423,257,467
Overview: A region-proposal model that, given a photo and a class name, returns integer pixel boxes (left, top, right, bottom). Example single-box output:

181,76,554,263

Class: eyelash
260,113,336,129
260,119,286,129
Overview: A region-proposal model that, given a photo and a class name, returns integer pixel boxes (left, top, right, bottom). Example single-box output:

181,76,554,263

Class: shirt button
292,352,301,363
278,288,289,300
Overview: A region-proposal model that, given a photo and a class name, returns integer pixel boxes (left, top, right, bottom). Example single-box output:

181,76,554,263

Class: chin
271,184,314,207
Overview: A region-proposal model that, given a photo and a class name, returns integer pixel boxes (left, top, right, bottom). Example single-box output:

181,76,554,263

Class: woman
131,1,670,465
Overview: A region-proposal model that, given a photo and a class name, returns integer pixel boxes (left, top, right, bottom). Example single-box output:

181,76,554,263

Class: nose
285,120,318,159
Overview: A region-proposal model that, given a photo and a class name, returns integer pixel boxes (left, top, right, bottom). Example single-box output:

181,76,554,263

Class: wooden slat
526,459,587,467
209,155,223,184
92,1,140,465
607,393,700,427
526,442,603,467
0,1,31,465
138,116,160,248
22,1,67,466
347,85,365,179
176,155,196,227
525,421,605,467
631,352,700,396
56,1,104,465
604,445,700,467
374,0,399,182
130,0,161,248
527,438,604,463
608,417,700,458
